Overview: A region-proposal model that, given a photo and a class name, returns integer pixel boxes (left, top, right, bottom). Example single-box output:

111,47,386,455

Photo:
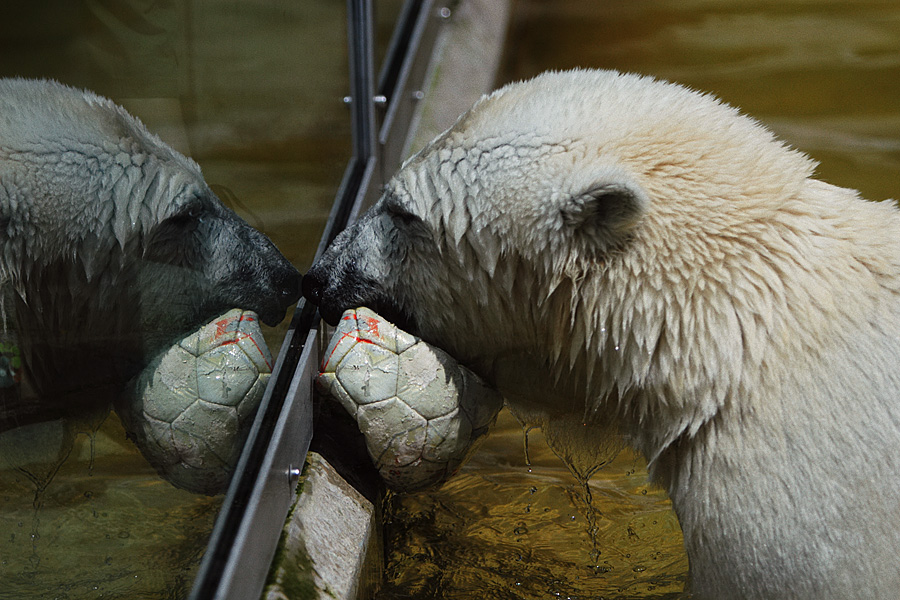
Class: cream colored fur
310,69,900,598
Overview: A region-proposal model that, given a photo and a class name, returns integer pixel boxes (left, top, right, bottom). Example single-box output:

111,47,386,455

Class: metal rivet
288,466,301,487
412,90,425,101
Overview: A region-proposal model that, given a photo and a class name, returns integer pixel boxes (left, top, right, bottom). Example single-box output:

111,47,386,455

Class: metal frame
188,2,444,598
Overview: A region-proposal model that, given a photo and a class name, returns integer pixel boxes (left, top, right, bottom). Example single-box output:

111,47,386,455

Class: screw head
288,466,302,487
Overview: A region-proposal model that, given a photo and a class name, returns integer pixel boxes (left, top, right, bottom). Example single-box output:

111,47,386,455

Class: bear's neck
8,273,147,426
538,222,763,470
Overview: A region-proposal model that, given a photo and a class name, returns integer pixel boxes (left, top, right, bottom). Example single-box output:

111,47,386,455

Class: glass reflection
0,1,356,597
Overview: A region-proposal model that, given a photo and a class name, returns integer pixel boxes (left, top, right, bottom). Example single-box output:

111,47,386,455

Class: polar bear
0,78,301,429
304,70,900,598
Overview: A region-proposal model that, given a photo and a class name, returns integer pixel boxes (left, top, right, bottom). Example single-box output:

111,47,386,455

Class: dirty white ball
127,309,272,495
317,307,503,492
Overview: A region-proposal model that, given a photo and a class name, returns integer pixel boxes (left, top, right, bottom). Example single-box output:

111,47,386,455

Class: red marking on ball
360,315,381,339
212,313,272,370
320,312,382,370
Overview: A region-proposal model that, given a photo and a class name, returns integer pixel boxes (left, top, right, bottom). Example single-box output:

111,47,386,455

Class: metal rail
188,1,443,598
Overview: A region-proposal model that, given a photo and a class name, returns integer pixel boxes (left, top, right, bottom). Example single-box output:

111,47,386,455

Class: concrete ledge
263,452,380,600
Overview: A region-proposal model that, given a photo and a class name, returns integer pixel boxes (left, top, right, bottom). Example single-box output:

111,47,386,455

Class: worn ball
317,307,503,492
127,309,272,495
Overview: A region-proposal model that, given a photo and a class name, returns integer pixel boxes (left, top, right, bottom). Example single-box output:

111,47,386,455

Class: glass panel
0,1,365,597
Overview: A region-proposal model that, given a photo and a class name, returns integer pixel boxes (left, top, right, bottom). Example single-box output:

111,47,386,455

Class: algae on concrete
263,453,377,600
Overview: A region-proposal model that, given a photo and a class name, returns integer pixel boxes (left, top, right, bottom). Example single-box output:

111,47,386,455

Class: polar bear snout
232,224,303,326
304,245,414,333
276,266,303,307
304,215,379,325
254,259,303,326
301,269,326,312
303,261,397,328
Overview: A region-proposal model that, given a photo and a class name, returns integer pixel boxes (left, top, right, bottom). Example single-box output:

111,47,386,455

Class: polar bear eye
392,207,421,226
384,200,422,228
165,200,205,229
145,200,206,259
144,204,205,266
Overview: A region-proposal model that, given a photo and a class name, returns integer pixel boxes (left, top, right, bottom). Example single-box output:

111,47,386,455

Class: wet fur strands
0,78,300,426
305,70,900,599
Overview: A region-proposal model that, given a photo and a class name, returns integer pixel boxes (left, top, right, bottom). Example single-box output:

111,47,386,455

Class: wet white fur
0,78,298,398
0,78,205,304
379,70,900,598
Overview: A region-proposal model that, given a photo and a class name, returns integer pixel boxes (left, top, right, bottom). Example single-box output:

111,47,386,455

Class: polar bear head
0,79,302,404
305,70,816,384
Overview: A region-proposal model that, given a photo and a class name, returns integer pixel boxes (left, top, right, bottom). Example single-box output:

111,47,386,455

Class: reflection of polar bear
0,79,301,429
304,70,900,598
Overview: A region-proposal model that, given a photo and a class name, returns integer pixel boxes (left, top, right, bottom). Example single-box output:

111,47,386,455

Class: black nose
302,270,346,325
253,267,303,327
277,267,303,307
302,272,324,306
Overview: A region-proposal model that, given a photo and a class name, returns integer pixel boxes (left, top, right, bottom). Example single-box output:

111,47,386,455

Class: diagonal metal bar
188,2,445,598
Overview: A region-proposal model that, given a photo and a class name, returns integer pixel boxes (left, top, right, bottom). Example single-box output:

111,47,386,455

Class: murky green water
376,1,900,599
378,412,687,600
0,414,221,599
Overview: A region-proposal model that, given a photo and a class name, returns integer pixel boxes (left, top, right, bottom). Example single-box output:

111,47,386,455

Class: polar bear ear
559,166,650,244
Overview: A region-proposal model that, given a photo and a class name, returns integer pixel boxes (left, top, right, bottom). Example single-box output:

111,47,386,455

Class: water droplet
87,430,97,475
522,425,535,466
